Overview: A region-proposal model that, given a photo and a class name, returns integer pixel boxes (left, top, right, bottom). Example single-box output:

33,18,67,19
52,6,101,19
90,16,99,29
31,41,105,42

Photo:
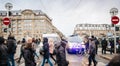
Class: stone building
74,24,120,38
0,9,63,40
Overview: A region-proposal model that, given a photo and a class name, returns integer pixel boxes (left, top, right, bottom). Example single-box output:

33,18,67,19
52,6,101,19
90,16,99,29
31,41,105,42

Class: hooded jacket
43,38,50,58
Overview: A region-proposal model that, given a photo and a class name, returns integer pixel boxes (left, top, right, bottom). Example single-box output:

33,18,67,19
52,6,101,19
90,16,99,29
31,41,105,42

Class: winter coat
23,48,36,66
0,44,9,65
43,38,50,59
89,40,96,55
43,42,50,59
109,40,114,48
56,41,68,66
101,39,107,47
7,39,17,54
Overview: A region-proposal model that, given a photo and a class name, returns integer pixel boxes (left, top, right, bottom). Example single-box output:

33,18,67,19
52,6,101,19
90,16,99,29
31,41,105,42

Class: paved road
15,44,109,66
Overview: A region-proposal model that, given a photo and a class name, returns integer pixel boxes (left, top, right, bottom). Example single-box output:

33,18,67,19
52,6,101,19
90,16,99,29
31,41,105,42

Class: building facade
0,9,63,40
74,24,120,38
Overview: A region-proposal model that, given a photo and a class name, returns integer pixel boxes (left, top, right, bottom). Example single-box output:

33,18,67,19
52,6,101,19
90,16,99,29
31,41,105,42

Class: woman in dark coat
23,37,36,66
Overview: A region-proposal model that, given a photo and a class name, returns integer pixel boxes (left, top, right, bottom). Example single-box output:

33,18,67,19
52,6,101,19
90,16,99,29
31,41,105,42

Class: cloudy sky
0,0,120,36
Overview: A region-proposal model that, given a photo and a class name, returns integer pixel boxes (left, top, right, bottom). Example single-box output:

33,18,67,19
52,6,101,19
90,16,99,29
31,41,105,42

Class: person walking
101,38,107,54
48,38,57,64
109,39,114,54
88,38,97,66
17,43,26,63
55,39,69,66
0,37,9,66
40,37,53,66
7,36,17,66
23,37,36,66
84,37,89,54
91,36,99,54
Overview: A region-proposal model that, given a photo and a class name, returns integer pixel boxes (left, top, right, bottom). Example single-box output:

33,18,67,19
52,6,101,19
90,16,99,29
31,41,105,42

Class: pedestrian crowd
83,35,120,66
1,34,120,66
84,35,98,66
0,35,69,66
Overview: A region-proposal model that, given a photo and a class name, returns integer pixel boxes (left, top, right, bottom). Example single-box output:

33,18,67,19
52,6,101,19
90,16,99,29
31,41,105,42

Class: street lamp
109,7,118,53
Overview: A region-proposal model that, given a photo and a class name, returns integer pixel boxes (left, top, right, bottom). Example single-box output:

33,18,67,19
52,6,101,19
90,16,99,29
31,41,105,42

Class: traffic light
115,26,119,31
4,28,7,32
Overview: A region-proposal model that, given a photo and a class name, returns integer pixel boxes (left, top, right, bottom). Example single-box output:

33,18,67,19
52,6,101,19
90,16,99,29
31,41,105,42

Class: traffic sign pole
111,16,119,53
6,3,9,37
5,3,13,38
110,7,119,54
114,24,116,53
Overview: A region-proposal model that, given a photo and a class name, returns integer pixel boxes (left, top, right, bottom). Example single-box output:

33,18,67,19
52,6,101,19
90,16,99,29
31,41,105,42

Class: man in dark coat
40,37,53,66
91,36,99,54
7,36,17,66
56,39,69,66
23,37,36,66
0,37,9,66
101,38,107,54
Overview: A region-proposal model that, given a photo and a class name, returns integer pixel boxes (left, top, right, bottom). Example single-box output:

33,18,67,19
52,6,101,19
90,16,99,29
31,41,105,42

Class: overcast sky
0,0,120,36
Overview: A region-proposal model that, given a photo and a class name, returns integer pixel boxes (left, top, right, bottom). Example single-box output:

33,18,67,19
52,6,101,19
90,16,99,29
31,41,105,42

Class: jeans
88,54,97,66
102,47,106,54
41,58,53,66
8,54,15,66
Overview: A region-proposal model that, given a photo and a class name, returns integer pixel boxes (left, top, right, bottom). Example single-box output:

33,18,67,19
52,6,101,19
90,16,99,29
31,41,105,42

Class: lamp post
110,7,118,53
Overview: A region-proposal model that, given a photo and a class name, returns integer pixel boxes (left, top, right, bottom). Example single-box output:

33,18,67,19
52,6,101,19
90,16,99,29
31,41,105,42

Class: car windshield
68,36,82,43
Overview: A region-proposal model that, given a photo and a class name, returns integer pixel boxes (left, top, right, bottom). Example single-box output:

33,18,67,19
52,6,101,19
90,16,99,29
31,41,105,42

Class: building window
24,14,32,18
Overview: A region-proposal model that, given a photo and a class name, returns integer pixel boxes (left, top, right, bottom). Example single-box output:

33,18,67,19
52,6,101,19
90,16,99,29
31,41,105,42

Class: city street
15,44,109,66
0,1,120,66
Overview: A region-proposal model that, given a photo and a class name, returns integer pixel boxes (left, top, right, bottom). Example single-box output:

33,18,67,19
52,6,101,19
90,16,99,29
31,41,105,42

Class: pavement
14,45,118,66
97,48,118,61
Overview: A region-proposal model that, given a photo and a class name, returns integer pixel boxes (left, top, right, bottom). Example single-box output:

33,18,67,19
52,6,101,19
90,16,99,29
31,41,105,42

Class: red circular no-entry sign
111,16,119,24
3,17,10,25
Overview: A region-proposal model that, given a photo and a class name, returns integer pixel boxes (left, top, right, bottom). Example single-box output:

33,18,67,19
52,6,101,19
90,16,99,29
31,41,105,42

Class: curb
99,55,112,60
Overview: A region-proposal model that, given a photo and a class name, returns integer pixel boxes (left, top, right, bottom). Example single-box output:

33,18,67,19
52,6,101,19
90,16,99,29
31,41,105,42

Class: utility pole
110,7,119,53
